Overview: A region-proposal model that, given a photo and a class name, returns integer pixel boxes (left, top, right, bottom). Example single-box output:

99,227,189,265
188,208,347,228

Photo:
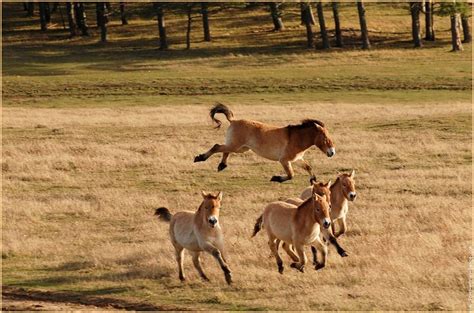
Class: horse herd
155,104,357,285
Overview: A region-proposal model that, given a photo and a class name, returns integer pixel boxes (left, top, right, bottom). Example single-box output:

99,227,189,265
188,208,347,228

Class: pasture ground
2,2,472,310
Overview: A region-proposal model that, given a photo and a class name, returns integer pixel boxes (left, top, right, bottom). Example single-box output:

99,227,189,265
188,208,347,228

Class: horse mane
287,119,325,130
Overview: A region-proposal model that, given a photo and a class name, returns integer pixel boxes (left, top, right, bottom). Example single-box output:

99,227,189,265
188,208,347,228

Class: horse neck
290,127,315,152
330,178,347,211
194,202,207,228
295,198,318,226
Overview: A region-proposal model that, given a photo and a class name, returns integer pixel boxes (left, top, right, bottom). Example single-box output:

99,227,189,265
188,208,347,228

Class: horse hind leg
270,160,294,183
268,238,284,274
218,153,229,172
175,246,186,281
190,251,209,282
312,238,327,271
282,242,299,262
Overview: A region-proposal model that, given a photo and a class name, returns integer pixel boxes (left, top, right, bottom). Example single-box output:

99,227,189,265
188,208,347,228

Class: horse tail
155,207,172,222
210,103,234,129
252,214,264,237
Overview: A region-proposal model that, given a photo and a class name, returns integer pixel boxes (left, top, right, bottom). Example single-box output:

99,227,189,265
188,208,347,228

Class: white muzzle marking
327,147,336,158
208,216,218,228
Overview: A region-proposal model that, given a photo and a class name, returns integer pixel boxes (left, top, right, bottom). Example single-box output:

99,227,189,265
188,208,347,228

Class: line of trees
23,1,471,52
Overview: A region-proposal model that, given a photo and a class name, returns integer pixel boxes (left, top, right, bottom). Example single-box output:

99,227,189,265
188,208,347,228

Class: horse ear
201,191,208,198
216,191,223,201
350,170,355,178
326,180,332,188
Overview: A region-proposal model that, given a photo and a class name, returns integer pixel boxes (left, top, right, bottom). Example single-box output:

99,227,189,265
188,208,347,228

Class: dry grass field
2,2,472,311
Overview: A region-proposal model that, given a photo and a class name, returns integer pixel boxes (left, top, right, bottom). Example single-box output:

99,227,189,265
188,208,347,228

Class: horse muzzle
348,192,357,201
208,216,218,228
326,147,336,158
322,218,331,229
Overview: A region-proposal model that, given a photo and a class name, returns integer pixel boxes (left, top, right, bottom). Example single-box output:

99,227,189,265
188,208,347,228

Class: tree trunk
27,2,34,17
96,2,107,43
424,0,435,40
201,2,211,42
44,3,51,24
66,2,77,37
269,3,284,31
316,2,330,49
461,14,471,43
451,13,463,51
120,2,128,25
300,4,315,25
332,2,343,47
186,7,192,49
74,2,89,36
39,3,48,31
301,3,314,48
357,1,370,49
410,2,422,47
153,3,168,50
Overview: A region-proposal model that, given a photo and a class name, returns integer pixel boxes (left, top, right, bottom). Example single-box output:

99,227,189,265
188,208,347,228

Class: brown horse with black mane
194,103,336,183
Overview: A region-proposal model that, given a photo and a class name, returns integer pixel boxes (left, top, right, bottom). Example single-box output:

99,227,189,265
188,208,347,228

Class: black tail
210,103,234,129
252,215,263,237
155,207,172,222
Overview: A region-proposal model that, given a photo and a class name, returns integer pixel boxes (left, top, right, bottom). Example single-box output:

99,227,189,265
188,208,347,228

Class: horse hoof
339,250,348,257
290,263,304,272
310,175,317,184
179,276,186,282
315,263,325,271
270,176,283,183
217,163,227,172
201,276,210,282
194,154,205,163
278,266,284,274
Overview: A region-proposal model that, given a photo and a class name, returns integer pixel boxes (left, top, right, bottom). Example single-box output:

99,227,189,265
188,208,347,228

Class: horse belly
247,141,282,161
265,206,294,243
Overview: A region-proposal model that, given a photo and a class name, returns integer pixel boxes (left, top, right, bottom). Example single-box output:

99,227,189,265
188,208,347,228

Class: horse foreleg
335,216,347,238
270,160,294,183
202,244,233,285
321,227,348,257
297,159,317,183
290,244,306,272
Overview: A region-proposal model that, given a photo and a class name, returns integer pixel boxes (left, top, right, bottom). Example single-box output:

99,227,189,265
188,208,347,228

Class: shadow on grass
2,285,183,310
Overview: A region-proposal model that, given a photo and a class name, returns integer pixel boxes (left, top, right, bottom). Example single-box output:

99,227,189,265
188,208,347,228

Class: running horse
194,103,336,183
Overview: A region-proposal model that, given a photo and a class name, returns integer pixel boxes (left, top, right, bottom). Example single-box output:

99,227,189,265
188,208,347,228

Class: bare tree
332,2,343,47
461,13,471,43
451,13,463,51
316,2,330,49
269,2,284,31
96,2,108,42
120,2,128,25
410,2,423,47
425,0,435,40
301,3,314,48
74,2,89,36
356,1,370,49
39,2,48,31
153,3,168,50
201,2,211,42
66,2,77,37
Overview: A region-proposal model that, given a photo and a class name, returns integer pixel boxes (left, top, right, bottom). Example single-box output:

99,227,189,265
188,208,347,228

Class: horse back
263,201,297,242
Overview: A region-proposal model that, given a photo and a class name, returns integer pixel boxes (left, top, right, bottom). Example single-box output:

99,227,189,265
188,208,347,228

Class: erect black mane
287,119,325,130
